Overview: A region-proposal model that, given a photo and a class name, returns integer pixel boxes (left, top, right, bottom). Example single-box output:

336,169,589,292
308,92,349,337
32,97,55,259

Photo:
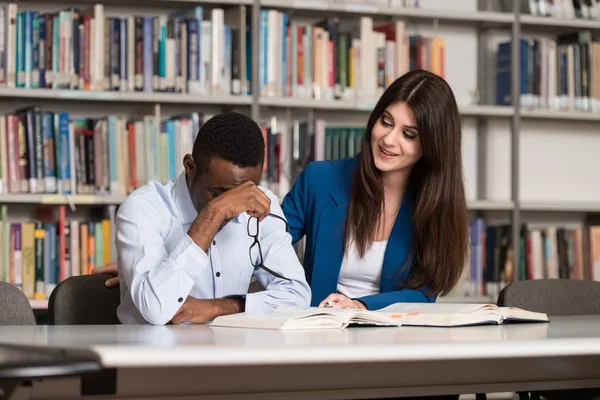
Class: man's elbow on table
130,280,188,326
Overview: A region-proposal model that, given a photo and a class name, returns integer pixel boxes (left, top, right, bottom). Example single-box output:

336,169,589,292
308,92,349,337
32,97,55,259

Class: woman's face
370,101,423,174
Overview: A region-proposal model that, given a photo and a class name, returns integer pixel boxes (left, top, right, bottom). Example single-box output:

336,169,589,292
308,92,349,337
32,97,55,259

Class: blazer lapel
309,175,351,306
380,190,414,293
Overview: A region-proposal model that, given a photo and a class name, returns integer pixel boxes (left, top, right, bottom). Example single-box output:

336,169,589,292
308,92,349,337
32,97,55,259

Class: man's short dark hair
192,112,265,169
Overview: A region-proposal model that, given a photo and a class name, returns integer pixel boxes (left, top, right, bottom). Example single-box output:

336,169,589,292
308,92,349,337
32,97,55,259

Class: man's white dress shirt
115,172,311,325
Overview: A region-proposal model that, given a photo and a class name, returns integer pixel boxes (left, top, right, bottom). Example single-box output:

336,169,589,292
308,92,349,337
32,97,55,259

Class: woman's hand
318,294,367,310
93,262,120,287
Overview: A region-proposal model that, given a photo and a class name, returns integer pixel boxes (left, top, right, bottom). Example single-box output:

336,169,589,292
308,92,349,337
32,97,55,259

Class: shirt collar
172,171,245,225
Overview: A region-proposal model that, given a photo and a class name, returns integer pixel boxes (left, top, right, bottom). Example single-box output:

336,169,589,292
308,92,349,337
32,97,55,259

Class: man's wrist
208,298,245,320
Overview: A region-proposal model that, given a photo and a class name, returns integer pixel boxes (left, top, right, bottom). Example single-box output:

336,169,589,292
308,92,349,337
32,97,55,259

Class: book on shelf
0,204,116,300
0,3,250,96
455,218,600,300
496,30,600,112
210,302,549,330
501,0,600,20
258,10,444,103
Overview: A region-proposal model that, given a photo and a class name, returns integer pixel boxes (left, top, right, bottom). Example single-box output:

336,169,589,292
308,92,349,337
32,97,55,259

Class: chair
48,273,121,325
0,282,36,325
497,279,600,400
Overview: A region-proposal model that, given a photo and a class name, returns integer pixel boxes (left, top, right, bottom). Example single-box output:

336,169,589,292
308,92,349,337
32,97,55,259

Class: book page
378,302,496,315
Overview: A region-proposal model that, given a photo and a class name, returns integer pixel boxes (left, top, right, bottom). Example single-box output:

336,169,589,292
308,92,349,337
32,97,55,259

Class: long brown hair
344,69,468,296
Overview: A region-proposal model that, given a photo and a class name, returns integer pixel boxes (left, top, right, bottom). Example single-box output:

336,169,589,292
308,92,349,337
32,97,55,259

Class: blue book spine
120,18,126,88
38,15,46,88
186,18,199,90
224,25,231,91
159,17,166,91
143,17,153,92
260,10,268,94
42,112,56,193
495,41,511,106
174,18,182,92
167,120,176,180
194,8,203,92
281,13,287,97
16,12,23,88
52,14,59,89
108,116,117,192
245,25,251,95
31,12,39,88
24,11,32,88
58,112,71,194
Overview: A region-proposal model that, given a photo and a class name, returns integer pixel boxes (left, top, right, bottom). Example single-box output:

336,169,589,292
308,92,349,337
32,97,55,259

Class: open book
210,302,549,330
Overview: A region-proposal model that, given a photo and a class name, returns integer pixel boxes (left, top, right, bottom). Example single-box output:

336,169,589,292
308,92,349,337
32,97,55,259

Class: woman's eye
403,131,417,139
380,118,392,127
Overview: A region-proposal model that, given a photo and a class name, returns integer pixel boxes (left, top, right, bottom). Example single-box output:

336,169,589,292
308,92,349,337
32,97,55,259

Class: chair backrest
0,282,36,325
497,279,600,316
48,274,121,325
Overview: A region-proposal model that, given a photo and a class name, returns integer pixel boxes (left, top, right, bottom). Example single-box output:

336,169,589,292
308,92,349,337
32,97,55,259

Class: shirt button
213,240,216,245
216,272,221,277
178,297,183,303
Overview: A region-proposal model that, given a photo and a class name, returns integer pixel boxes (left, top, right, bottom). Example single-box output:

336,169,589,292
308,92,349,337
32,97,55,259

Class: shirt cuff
243,292,266,314
169,234,210,282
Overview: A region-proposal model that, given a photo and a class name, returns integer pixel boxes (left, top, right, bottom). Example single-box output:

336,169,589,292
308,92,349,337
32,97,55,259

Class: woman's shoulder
302,156,358,186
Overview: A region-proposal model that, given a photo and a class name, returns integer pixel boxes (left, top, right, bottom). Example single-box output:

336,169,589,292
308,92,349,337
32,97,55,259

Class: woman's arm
281,164,313,245
357,288,436,310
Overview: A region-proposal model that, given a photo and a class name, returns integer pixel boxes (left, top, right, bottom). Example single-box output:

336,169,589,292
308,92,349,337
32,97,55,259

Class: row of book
496,30,600,112
0,107,206,196
0,205,116,300
459,219,600,299
0,3,249,96
511,0,600,20
259,11,444,102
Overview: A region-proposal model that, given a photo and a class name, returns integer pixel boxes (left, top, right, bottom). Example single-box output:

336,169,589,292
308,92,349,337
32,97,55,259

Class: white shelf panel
29,299,48,310
521,201,600,213
461,105,514,118
260,0,513,24
0,88,252,106
520,15,600,30
521,108,600,121
468,200,514,211
0,194,127,205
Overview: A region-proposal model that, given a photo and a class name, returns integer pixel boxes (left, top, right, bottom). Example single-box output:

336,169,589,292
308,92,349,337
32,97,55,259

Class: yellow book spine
20,223,35,299
102,219,110,265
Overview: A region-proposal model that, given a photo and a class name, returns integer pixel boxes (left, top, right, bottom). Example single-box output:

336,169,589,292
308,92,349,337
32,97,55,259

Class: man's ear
183,154,195,176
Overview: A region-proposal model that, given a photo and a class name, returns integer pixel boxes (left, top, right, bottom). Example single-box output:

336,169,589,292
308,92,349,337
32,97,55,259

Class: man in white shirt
116,112,311,325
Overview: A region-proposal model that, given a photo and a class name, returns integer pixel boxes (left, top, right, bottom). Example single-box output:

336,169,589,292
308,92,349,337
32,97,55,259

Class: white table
1,315,600,399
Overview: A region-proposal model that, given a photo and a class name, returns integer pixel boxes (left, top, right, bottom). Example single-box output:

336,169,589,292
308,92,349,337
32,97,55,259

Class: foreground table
0,315,599,399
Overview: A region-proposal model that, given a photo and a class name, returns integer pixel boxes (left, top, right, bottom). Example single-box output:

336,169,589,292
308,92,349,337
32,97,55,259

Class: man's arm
116,197,221,325
244,192,312,313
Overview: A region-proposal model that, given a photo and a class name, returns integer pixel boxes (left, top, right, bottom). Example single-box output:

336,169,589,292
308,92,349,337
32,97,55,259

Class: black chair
0,282,36,325
48,273,121,325
497,279,600,400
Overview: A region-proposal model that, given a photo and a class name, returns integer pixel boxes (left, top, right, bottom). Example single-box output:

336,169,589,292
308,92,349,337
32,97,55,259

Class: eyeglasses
248,213,291,281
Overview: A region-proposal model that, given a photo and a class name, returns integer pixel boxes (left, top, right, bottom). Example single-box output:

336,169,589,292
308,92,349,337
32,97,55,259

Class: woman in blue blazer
97,69,468,314
281,69,469,311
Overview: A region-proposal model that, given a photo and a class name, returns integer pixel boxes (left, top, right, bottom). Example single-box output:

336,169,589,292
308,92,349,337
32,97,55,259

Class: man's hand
211,180,271,221
93,262,120,288
170,297,244,325
319,294,367,310
188,181,272,252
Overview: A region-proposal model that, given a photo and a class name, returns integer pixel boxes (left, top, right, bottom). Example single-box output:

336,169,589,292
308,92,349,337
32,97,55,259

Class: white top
336,240,387,298
115,172,310,325
0,316,598,368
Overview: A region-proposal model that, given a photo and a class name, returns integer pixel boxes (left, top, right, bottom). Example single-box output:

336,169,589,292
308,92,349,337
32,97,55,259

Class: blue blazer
281,156,436,310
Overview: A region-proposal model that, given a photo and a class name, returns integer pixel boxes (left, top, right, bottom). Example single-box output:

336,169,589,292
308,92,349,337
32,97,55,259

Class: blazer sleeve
281,164,313,246
356,288,436,310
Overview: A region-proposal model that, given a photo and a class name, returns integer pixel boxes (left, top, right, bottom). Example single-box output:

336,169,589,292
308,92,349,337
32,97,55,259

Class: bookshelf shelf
521,108,600,121
468,200,514,211
260,0,513,24
0,194,126,205
0,88,252,106
520,15,600,30
521,201,600,213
